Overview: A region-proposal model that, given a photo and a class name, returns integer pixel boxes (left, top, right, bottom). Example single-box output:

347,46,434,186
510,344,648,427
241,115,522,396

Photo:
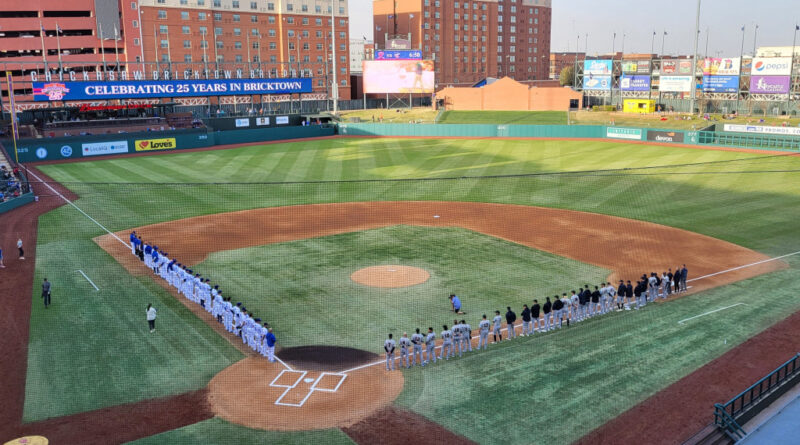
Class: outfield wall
5,126,335,163
338,123,800,152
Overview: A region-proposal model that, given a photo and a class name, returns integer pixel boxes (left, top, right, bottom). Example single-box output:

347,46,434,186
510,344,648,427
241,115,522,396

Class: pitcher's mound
350,265,430,288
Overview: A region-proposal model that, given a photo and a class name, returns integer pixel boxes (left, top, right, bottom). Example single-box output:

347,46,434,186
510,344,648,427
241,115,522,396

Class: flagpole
153,25,159,70
6,72,19,164
202,29,208,78
789,25,798,107
166,26,172,74
737,25,745,113
56,22,63,76
39,21,49,74
99,21,107,77
689,0,701,115
114,25,120,72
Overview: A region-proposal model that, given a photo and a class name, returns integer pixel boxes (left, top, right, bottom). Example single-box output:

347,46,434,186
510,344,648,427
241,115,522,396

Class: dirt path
343,406,477,445
97,201,785,297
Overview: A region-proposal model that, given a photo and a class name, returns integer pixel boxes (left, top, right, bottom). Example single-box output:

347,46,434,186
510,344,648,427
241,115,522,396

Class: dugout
623,99,656,114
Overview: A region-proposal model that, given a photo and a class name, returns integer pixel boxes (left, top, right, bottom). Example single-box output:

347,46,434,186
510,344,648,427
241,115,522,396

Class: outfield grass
439,110,568,125
29,137,800,437
396,258,800,444
194,226,608,352
571,110,800,130
125,418,353,445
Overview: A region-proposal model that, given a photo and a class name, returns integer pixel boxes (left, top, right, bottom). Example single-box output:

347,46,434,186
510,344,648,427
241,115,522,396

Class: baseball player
552,295,565,329
461,319,472,352
492,310,503,343
384,334,396,371
452,319,463,357
625,280,634,310
411,328,424,366
424,328,437,364
399,332,412,368
129,231,138,254
531,299,541,332
478,315,490,349
505,307,517,339
648,273,658,302
521,304,531,336
150,247,159,274
570,291,579,322
542,298,552,332
265,326,276,362
440,325,454,360
617,280,626,311
561,293,572,326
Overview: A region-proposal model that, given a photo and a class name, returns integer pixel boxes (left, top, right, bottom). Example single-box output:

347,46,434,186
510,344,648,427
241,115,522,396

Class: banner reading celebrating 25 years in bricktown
31,78,313,101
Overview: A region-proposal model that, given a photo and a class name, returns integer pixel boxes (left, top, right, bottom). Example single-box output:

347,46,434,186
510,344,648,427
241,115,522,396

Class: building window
182,26,190,34
199,26,208,35
251,1,257,9
286,3,293,11
180,0,188,5
158,10,167,19
184,54,192,63
232,0,240,8
132,20,139,28
160,25,168,34
198,12,206,20
268,2,274,10
251,15,257,22
183,40,191,48
133,37,140,46
131,2,137,10
235,55,242,62
160,39,168,48
268,16,275,24
198,0,205,4
233,14,240,22
235,41,242,49
215,27,222,35
213,0,221,7
214,13,222,21
200,40,208,48
268,29,276,37
161,54,169,62
234,28,241,36
269,42,276,49
216,40,224,49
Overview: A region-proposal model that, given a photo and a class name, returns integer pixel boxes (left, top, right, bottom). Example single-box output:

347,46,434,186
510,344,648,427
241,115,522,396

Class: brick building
372,0,551,89
549,52,584,80
1,0,351,106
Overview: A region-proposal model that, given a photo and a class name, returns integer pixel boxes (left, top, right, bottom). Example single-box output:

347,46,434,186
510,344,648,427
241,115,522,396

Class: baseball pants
266,345,275,363
426,344,437,363
478,332,489,349
543,314,551,331
413,346,423,365
454,338,462,356
521,320,530,335
462,337,472,352
440,342,453,359
401,349,410,368
507,323,516,339
386,353,395,370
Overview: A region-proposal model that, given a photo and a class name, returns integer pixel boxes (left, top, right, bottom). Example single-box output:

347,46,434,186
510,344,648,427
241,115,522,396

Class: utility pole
690,0,701,115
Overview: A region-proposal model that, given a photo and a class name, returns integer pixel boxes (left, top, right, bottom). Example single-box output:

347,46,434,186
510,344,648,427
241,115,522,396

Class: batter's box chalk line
270,369,347,407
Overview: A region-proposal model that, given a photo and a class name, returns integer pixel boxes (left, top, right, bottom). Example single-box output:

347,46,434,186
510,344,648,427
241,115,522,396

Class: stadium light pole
789,25,798,108
331,0,339,115
690,0,701,115
661,30,667,56
752,24,759,57
737,25,746,114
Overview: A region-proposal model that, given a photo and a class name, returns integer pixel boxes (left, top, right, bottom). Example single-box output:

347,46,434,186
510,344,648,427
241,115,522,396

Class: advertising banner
749,75,791,94
363,60,435,94
584,60,613,75
659,76,693,92
620,75,651,91
374,50,423,60
647,130,685,143
135,138,177,152
32,78,313,101
81,141,129,157
702,75,739,93
751,57,792,76
724,124,800,136
703,57,741,76
255,117,270,126
662,60,693,74
606,127,643,140
235,118,250,128
583,74,612,90
276,116,290,125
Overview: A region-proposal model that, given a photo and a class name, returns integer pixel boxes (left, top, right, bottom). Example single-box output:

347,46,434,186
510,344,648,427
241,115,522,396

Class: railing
714,353,800,439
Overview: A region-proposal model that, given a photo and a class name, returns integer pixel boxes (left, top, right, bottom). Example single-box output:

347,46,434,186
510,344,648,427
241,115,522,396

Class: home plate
304,378,314,383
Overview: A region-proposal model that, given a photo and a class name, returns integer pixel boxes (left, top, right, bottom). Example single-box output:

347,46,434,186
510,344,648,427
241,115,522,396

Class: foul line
77,270,100,291
26,170,128,247
688,250,800,283
677,303,748,325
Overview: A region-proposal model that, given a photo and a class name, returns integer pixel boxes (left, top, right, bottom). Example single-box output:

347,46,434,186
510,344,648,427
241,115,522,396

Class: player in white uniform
411,329,424,367
439,325,454,360
452,319,463,357
424,328,437,365
384,334,396,371
461,319,473,352
399,333,412,368
478,315,491,350
492,311,503,343
570,291,580,323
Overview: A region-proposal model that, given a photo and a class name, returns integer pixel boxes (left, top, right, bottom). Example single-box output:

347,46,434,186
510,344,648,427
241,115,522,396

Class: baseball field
4,135,800,444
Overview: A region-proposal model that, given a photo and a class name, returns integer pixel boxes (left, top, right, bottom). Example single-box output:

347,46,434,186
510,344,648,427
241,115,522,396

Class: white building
350,38,373,73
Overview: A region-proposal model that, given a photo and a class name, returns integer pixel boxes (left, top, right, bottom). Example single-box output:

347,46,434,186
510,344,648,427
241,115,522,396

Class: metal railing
714,353,800,439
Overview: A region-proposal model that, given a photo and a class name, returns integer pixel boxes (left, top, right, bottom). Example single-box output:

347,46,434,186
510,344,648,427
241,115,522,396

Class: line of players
129,231,277,361
383,269,689,371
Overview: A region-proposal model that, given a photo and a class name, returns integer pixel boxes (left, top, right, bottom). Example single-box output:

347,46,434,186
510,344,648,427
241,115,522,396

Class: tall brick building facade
373,0,551,88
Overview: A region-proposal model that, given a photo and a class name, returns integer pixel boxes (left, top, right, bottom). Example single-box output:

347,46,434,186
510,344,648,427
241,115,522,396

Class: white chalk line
26,170,127,247
688,250,800,282
677,303,749,325
271,369,347,407
77,269,99,291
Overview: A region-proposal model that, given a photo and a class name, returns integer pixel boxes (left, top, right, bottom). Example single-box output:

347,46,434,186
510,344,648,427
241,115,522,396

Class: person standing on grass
505,306,517,340
425,327,437,365
492,310,503,343
680,264,688,292
520,304,531,336
42,278,51,308
542,297,553,331
384,333,396,370
265,326,277,363
411,328,424,367
146,304,157,333
17,238,24,260
478,315,490,350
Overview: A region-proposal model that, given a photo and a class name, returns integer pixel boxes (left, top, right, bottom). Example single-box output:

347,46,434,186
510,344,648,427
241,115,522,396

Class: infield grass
193,226,608,352
28,137,800,433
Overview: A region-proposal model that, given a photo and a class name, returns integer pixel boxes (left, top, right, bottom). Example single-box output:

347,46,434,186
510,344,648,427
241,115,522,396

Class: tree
559,66,575,87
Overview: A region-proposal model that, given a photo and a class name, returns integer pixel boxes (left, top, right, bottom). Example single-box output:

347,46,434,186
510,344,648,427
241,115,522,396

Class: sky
349,0,799,57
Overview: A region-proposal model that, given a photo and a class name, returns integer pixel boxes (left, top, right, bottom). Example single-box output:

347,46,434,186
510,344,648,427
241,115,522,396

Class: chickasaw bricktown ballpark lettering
135,138,177,152
31,78,313,101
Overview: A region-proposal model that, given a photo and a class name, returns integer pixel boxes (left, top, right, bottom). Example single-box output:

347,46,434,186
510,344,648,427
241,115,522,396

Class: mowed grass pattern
439,110,568,125
27,137,800,441
194,226,608,352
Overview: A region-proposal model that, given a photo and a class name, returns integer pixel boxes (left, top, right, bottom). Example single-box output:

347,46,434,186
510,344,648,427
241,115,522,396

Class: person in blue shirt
265,327,277,362
129,231,138,254
449,294,464,314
